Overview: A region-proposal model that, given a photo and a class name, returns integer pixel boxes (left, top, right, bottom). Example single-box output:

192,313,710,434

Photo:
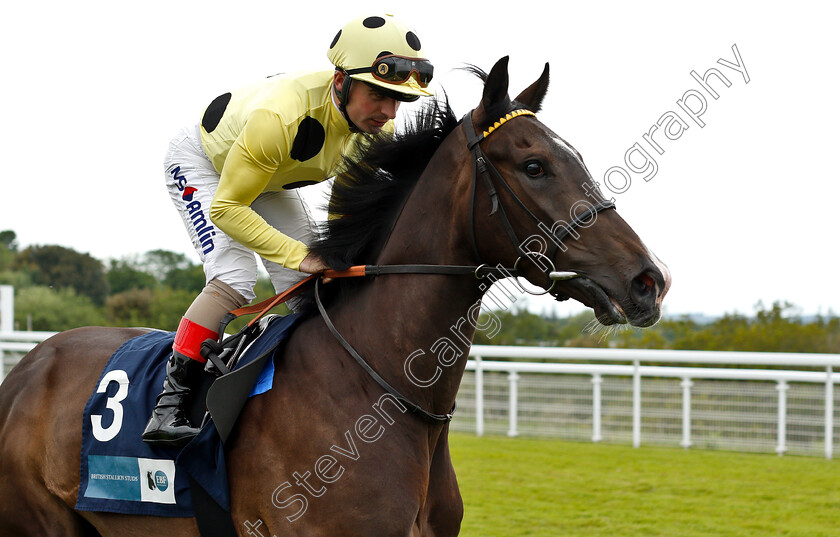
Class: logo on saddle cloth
148,469,170,492
86,455,176,505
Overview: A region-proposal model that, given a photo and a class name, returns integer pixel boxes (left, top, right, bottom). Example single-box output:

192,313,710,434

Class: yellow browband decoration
482,109,536,138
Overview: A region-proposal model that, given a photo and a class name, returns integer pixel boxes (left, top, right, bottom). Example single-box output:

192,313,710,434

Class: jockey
142,14,434,447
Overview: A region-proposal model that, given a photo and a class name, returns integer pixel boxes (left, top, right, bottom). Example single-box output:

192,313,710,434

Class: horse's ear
514,62,550,113
481,56,511,111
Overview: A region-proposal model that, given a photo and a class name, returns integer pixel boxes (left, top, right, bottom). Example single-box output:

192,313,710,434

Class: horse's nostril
633,273,656,296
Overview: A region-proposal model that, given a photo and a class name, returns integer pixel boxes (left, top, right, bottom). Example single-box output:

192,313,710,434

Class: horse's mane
310,64,512,274
295,62,542,312
310,95,459,270
292,95,459,313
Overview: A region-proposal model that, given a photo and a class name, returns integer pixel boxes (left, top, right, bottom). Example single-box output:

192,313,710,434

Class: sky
1,1,837,319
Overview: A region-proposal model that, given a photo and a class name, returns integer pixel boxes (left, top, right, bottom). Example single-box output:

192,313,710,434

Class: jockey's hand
299,252,333,284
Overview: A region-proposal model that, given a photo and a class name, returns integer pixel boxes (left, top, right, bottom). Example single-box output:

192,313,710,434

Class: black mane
296,66,525,313
310,96,459,270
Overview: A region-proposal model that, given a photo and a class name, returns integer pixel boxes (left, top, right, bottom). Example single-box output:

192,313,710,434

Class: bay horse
0,57,670,536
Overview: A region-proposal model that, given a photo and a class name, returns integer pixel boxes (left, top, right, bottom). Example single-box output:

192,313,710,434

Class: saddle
188,274,318,439
76,313,302,520
196,314,300,442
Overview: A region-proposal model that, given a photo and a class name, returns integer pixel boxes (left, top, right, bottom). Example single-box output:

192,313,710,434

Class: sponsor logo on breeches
171,166,215,255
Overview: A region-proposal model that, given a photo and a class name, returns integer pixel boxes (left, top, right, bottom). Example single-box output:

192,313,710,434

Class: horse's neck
333,148,481,417
353,276,481,402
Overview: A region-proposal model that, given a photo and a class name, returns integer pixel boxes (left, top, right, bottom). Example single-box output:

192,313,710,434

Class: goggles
347,55,434,88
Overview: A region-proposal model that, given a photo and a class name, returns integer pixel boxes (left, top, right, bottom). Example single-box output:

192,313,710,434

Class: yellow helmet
328,14,434,99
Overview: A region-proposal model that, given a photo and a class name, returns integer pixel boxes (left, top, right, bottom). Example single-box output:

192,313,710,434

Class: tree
15,245,109,305
471,301,840,355
107,258,158,294
164,264,206,293
105,288,153,326
105,287,201,331
473,308,603,347
147,287,203,331
141,249,193,281
14,286,106,331
0,230,17,250
0,230,17,271
0,270,32,289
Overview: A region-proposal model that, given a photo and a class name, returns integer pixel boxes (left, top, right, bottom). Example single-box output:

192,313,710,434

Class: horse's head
465,57,671,327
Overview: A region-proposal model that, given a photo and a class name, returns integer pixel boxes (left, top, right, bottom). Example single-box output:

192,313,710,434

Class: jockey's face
334,72,399,134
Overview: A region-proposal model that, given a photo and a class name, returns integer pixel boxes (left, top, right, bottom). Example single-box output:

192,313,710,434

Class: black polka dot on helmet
327,14,433,99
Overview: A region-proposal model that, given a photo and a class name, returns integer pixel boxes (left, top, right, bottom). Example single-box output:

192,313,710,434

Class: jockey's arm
209,108,310,271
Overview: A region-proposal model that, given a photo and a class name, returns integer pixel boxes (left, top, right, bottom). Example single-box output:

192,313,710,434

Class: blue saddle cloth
76,313,302,517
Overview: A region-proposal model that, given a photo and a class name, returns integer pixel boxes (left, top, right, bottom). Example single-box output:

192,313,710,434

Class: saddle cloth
75,313,302,517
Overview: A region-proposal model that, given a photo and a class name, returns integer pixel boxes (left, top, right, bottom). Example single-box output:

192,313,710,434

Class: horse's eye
525,161,544,177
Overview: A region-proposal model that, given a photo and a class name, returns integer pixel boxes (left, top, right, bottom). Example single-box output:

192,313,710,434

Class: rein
222,264,516,330
313,278,455,423
218,265,473,424
219,107,617,426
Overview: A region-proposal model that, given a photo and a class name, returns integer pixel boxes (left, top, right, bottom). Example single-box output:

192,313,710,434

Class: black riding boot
142,351,202,447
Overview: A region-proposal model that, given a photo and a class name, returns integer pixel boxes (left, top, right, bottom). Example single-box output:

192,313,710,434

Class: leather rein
222,108,616,425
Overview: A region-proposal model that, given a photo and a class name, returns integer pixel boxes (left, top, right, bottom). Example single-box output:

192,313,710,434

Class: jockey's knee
183,278,249,331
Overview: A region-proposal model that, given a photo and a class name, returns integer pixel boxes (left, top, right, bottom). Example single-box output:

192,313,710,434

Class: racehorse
0,57,670,536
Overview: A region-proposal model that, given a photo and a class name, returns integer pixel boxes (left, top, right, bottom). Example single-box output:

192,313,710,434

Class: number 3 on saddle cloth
75,313,302,517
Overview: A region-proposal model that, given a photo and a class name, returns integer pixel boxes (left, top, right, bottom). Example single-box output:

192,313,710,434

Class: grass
448,433,840,536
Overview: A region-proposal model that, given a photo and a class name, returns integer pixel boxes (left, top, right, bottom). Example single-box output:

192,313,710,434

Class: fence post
507,371,519,437
632,360,641,448
0,285,11,383
826,366,834,460
475,355,484,437
591,374,602,442
681,377,693,449
776,381,788,456
0,285,13,333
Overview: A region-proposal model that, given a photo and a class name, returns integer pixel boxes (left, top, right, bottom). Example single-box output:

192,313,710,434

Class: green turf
448,433,840,537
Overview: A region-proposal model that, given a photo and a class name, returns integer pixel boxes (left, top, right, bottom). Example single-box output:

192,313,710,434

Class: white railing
2,330,839,458
0,330,55,383
465,346,840,459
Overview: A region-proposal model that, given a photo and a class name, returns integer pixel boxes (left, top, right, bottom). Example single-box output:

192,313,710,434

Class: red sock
172,318,218,363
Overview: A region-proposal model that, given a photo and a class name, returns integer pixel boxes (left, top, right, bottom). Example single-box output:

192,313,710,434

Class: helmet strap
335,70,362,133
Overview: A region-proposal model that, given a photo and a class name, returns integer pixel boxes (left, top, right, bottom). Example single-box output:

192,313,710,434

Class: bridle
221,107,616,425
462,108,615,294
